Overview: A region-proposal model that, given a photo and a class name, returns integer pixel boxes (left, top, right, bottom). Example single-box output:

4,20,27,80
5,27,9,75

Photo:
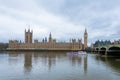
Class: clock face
85,35,87,37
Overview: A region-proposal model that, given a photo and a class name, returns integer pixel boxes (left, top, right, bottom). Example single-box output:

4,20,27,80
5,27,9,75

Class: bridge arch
96,48,99,51
108,46,120,56
108,46,120,50
100,47,106,51
100,47,107,55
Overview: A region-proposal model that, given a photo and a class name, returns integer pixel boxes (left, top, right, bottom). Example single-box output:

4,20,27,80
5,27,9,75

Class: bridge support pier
105,51,107,56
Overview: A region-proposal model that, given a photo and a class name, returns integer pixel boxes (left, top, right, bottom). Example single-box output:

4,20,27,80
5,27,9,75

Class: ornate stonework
8,29,88,51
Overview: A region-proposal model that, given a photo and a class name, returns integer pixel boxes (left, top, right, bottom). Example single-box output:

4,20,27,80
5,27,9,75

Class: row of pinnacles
8,28,88,51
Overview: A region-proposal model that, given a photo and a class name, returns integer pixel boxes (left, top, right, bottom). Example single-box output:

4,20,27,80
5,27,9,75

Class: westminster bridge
94,44,120,56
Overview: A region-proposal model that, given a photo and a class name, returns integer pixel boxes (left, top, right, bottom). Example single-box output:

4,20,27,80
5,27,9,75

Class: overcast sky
0,0,120,45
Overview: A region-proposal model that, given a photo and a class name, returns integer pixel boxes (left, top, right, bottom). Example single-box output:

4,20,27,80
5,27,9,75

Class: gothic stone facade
8,29,88,51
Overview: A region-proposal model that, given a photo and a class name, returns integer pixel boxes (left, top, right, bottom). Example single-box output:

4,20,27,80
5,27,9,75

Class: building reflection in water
8,51,88,74
68,54,88,75
8,52,22,65
70,56,82,66
47,53,56,71
95,55,120,74
33,51,66,71
8,51,33,73
35,52,58,71
84,55,87,75
24,52,32,73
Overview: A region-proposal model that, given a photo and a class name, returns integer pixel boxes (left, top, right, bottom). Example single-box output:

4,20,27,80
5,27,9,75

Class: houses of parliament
7,28,88,51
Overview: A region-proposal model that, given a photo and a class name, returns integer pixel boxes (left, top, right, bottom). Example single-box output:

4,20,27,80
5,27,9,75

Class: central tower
25,28,33,43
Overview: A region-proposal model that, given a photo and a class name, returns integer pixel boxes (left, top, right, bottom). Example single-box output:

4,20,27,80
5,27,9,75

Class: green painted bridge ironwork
94,44,120,56
95,44,120,50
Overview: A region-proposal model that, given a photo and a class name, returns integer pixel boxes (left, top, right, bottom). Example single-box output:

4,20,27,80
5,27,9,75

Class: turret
25,28,33,44
49,32,52,42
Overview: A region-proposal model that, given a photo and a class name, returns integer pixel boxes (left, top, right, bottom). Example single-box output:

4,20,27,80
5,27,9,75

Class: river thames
0,51,120,80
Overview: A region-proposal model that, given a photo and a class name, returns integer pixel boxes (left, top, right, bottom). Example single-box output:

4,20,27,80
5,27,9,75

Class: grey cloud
0,0,120,45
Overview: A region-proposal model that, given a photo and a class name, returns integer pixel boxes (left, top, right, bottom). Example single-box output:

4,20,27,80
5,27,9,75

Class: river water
0,51,120,80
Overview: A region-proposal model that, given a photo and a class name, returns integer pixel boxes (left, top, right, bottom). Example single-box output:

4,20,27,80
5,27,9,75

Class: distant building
0,43,8,50
93,40,111,47
8,28,88,51
112,39,120,45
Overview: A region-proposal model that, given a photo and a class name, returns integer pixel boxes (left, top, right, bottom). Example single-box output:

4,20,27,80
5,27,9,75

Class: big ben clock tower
84,28,88,50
